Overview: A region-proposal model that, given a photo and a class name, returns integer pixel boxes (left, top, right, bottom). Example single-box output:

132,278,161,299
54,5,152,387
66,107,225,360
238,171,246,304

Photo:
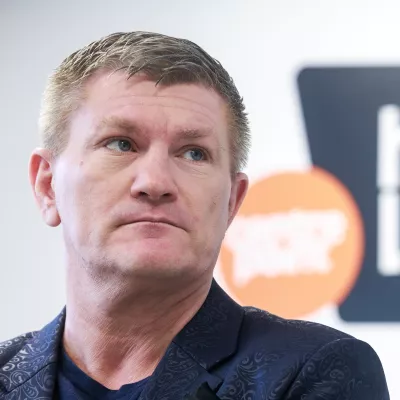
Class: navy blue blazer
0,280,390,399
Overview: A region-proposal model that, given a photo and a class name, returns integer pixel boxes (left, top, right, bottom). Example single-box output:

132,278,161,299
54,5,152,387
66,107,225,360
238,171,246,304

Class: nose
130,150,177,204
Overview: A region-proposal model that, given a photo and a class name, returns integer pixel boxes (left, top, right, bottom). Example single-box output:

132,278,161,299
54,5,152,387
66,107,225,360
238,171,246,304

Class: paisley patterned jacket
0,280,390,399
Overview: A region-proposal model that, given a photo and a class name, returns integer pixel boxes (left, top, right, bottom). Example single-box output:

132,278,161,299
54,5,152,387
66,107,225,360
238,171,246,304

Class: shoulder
0,331,37,367
220,307,389,399
242,307,388,388
237,306,373,366
284,327,389,399
240,306,353,349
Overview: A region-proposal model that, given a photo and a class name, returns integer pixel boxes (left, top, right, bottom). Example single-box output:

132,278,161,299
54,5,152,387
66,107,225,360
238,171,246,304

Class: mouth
134,219,176,227
123,218,183,230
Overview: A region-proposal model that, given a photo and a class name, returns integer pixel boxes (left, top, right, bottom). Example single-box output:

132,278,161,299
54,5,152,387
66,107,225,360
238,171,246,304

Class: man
0,31,389,400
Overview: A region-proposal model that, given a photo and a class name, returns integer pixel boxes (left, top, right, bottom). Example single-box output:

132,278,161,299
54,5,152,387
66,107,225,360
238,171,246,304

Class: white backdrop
1,0,399,397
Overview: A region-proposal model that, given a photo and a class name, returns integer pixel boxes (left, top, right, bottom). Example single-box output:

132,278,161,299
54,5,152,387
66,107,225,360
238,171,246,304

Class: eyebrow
95,116,139,135
93,116,218,142
176,128,215,141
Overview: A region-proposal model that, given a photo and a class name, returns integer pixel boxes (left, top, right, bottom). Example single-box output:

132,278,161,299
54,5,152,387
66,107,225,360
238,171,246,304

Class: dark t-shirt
56,349,149,400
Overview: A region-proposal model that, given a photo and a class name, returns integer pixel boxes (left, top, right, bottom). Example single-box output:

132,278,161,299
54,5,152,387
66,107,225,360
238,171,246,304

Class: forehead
80,71,230,136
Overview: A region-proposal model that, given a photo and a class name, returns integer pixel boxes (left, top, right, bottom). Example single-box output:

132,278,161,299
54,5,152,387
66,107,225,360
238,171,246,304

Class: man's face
36,71,248,281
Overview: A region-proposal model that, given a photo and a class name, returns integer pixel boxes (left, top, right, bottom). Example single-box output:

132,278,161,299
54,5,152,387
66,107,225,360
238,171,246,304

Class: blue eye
106,139,133,152
182,148,206,162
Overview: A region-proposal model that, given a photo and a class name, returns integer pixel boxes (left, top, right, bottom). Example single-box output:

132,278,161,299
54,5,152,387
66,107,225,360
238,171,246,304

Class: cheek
211,195,230,226
74,173,116,216
205,183,232,224
55,162,105,221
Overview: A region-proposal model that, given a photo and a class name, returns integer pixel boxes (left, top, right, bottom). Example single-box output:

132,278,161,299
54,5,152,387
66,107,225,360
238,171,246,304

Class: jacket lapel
0,310,65,400
139,279,244,400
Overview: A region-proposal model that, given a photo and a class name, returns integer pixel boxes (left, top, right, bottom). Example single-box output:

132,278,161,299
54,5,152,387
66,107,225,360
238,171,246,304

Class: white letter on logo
377,105,400,275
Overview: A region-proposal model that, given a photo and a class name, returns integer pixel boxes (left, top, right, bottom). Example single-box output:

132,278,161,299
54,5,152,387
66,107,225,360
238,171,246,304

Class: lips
132,217,179,228
118,214,185,230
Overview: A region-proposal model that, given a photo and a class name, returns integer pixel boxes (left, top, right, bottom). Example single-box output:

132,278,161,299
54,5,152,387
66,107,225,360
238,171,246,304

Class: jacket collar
0,279,243,399
139,279,244,399
173,278,243,369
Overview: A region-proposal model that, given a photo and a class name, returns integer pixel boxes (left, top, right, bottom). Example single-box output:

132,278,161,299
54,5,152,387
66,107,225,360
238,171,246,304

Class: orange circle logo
219,167,364,318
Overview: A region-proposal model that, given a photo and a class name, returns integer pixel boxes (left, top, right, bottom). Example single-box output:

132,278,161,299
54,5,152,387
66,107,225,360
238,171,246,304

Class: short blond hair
39,31,250,172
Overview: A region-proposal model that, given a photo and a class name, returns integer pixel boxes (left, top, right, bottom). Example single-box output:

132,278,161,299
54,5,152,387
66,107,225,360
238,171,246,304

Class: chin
114,244,196,277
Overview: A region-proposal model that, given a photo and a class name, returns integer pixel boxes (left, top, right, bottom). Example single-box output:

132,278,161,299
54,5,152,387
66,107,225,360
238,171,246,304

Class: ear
29,148,61,227
227,172,249,228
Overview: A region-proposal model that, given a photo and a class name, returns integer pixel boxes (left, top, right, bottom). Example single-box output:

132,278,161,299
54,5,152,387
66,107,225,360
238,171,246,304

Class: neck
63,267,213,390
